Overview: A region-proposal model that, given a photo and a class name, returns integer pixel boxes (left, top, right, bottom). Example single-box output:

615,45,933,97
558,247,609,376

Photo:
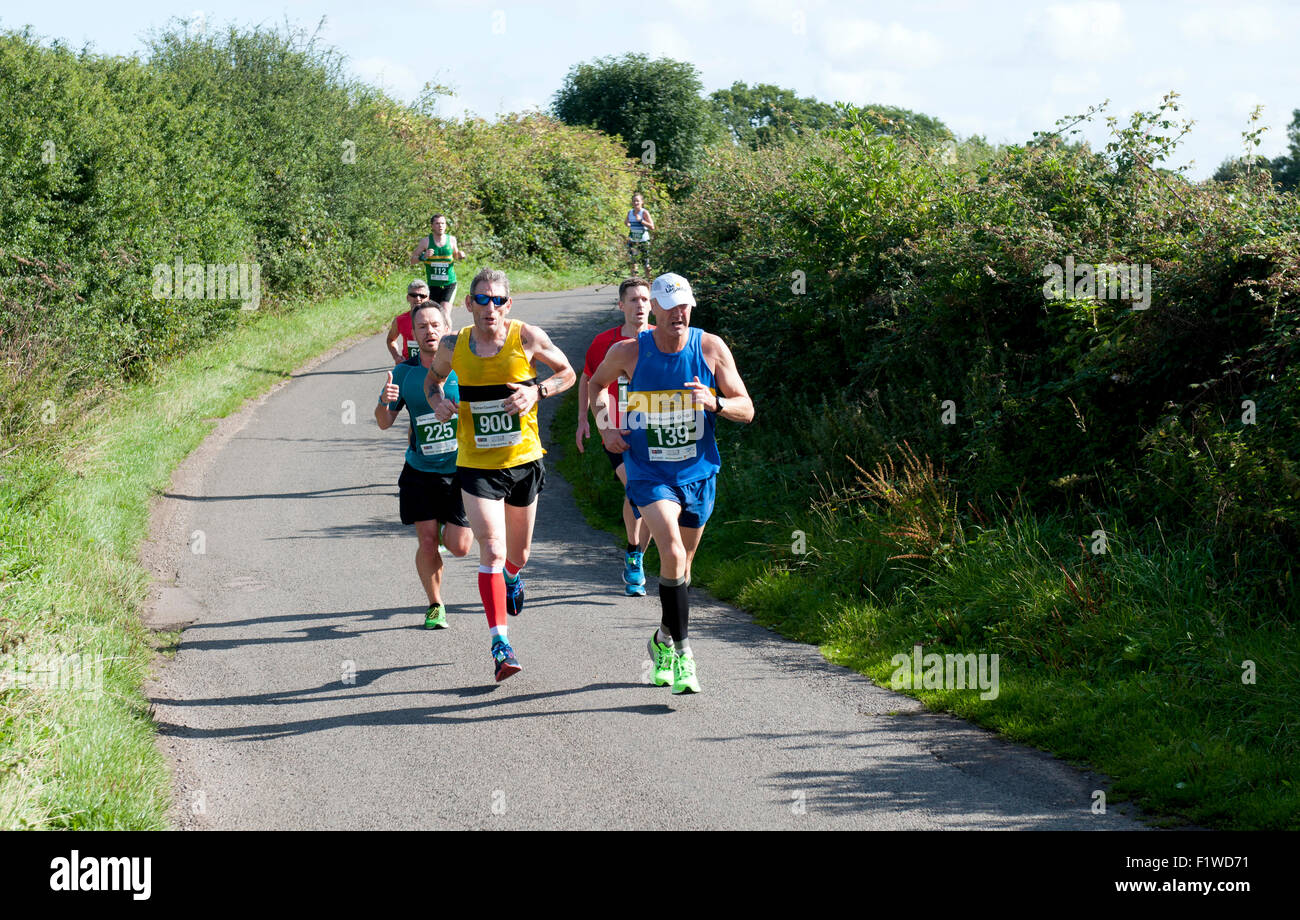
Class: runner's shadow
288,365,393,378
164,484,390,503
155,682,672,741
179,621,415,651
151,665,445,707
186,606,420,630
270,517,407,541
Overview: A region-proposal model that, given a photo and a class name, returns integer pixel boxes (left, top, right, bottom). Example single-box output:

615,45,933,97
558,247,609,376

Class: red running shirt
584,324,636,429
395,311,419,360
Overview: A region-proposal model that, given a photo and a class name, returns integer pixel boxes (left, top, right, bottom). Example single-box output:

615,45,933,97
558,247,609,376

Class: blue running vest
623,327,721,485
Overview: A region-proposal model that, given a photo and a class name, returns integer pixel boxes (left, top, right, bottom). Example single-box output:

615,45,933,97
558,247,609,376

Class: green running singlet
422,236,457,288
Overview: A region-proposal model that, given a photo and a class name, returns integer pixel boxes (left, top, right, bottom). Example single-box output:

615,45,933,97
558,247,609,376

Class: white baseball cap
650,273,695,308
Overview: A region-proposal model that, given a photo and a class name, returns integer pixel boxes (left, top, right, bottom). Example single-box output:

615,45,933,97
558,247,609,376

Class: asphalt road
145,285,1139,830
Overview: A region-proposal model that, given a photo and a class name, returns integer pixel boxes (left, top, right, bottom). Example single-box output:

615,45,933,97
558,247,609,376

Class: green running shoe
672,652,700,695
424,603,448,629
647,633,676,687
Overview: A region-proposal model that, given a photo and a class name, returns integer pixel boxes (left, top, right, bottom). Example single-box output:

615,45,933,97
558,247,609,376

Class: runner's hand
684,375,716,412
380,371,400,405
599,425,631,453
503,381,538,416
576,414,589,452
433,397,457,422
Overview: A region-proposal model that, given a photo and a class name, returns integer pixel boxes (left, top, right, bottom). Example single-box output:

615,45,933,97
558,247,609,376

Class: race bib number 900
629,389,702,461
415,412,457,456
469,399,523,449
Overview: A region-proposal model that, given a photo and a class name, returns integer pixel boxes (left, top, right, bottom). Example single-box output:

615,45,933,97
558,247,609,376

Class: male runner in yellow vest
424,267,576,681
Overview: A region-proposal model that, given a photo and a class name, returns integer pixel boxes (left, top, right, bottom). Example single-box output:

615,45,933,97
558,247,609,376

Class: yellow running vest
451,320,545,469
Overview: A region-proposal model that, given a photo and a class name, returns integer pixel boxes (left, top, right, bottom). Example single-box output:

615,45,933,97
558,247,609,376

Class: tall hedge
655,103,1300,593
0,24,644,400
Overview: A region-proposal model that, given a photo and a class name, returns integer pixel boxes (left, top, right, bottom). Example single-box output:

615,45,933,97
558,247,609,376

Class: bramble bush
656,98,1300,607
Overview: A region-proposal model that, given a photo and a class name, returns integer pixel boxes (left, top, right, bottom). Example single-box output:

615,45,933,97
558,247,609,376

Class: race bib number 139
630,389,701,462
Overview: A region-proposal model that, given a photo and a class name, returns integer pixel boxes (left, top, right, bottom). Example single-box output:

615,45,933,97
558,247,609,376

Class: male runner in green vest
409,214,465,328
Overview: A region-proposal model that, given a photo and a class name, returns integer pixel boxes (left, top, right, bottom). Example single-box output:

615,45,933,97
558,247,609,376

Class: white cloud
1038,2,1131,62
1050,69,1101,96
645,21,694,60
663,0,714,20
946,112,1024,143
1138,67,1189,90
1181,5,1276,43
820,65,908,106
820,18,943,69
351,57,422,103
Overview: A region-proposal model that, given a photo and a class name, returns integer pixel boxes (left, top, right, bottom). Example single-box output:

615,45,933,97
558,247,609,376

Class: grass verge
0,262,604,829
552,391,1299,830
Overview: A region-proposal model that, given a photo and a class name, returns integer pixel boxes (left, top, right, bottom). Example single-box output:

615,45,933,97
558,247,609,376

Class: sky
3,0,1297,178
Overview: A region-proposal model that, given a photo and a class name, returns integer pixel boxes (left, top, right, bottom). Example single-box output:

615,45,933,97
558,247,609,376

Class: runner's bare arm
640,209,655,231
374,401,399,430
452,236,465,260
576,370,592,452
503,324,576,415
386,316,404,362
423,333,459,420
589,340,636,452
701,334,754,423
375,370,402,430
409,235,431,265
588,339,635,394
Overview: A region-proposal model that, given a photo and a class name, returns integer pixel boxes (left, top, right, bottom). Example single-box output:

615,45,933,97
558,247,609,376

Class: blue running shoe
492,640,521,682
625,581,647,597
623,551,646,587
505,573,524,616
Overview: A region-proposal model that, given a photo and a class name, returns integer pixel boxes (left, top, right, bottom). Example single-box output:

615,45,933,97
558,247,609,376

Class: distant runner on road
423,267,576,682
386,280,431,363
375,300,473,629
625,193,654,278
410,214,465,328
589,272,754,694
576,277,654,596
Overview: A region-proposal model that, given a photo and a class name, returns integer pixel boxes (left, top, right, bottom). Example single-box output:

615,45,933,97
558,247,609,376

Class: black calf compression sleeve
658,578,689,643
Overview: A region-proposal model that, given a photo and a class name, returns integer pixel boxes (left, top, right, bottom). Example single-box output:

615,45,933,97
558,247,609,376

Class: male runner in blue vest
588,273,754,693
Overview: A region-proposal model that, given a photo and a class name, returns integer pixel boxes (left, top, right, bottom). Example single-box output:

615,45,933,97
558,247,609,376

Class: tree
1213,108,1300,190
1276,108,1300,190
850,103,952,147
551,53,720,172
709,81,838,149
709,82,952,151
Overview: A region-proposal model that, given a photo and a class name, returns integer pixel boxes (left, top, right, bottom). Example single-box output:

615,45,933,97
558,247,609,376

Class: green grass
0,262,605,829
552,391,1300,830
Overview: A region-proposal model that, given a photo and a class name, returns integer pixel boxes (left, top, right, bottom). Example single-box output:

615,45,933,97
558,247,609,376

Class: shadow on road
154,681,672,741
164,483,391,503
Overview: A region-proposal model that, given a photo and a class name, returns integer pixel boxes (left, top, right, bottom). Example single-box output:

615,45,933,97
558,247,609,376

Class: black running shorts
399,463,469,526
457,459,546,507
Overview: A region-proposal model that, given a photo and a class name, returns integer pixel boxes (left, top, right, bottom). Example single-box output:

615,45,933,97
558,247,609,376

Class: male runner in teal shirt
376,300,473,628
